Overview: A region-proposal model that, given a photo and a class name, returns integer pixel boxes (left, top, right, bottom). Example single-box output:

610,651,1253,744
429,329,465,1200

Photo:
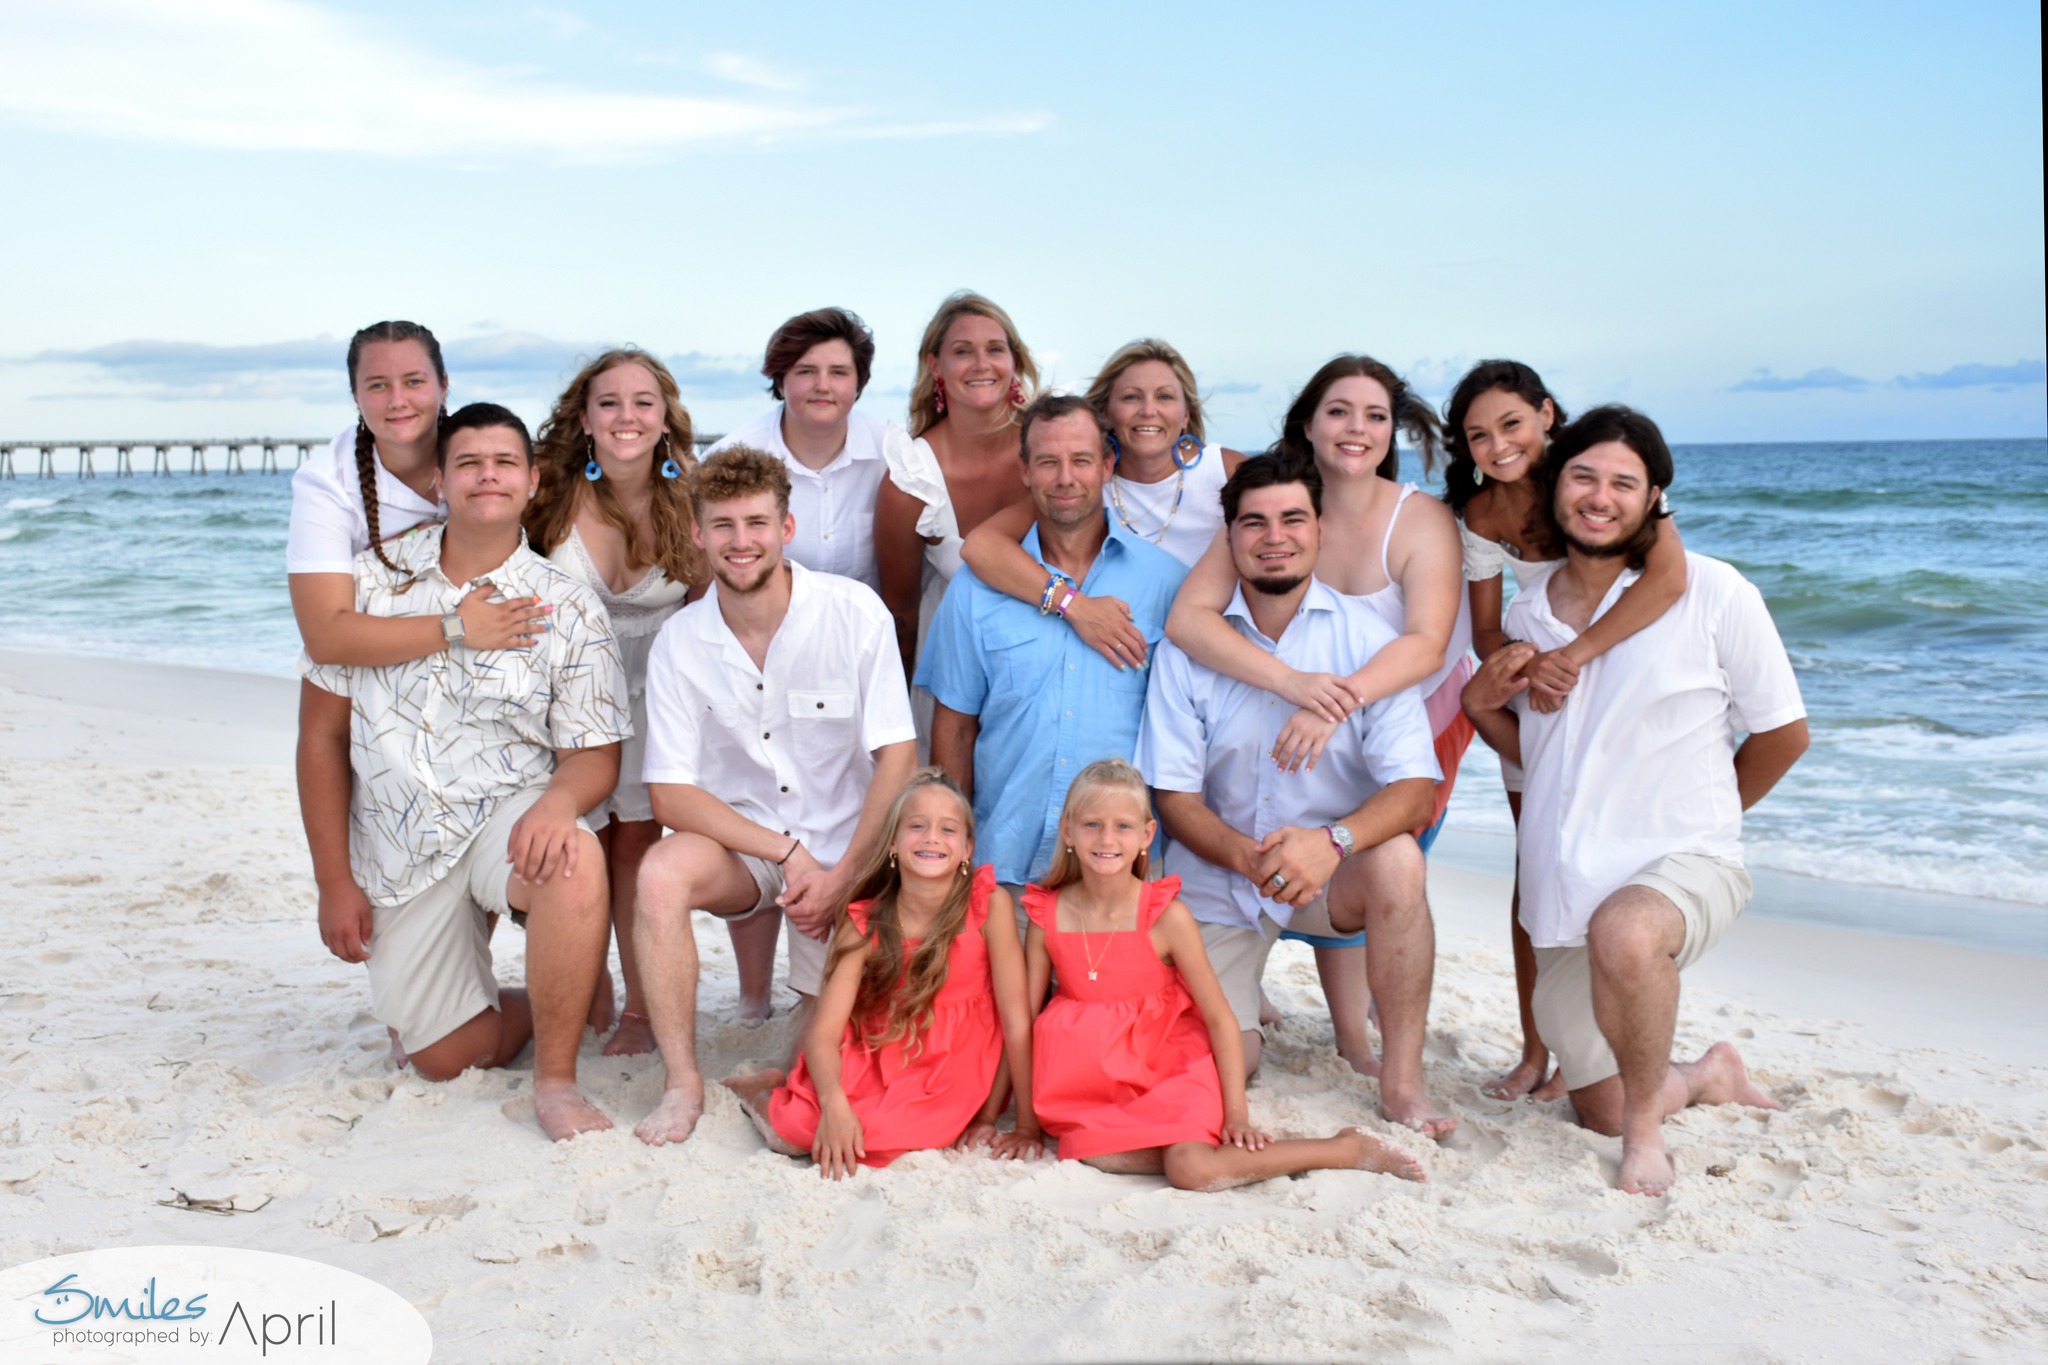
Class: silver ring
1269,872,1288,891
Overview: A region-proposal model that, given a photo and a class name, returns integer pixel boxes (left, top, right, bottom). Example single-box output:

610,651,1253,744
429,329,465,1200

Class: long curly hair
1276,354,1443,482
526,347,705,586
1084,337,1207,445
1440,359,1569,519
345,320,447,578
906,291,1039,439
827,769,979,1059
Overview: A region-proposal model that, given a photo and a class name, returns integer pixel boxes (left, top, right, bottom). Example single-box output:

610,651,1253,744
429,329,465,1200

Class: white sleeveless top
1353,484,1474,700
1458,516,1561,592
1107,443,1233,568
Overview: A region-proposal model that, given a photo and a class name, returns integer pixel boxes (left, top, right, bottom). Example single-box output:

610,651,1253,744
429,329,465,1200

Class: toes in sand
635,1078,705,1147
1339,1127,1427,1182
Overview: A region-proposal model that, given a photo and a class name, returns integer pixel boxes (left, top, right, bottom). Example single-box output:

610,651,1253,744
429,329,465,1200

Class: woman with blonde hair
527,346,706,1052
959,337,1245,668
874,291,1041,686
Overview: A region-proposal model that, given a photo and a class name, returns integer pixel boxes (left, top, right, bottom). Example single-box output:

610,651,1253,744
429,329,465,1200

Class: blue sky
0,0,2041,449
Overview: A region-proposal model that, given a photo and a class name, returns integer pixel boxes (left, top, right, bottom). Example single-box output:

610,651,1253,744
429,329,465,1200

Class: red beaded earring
1009,378,1025,407
934,375,948,416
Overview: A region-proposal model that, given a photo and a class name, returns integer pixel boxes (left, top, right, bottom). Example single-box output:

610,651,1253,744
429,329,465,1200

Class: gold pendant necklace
1076,901,1125,981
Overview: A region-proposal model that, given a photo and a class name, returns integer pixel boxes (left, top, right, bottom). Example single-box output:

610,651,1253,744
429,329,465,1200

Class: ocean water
2,438,2044,933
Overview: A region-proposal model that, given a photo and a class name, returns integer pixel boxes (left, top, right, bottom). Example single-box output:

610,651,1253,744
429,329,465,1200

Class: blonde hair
907,290,1040,438
1085,338,1207,445
1039,758,1154,889
827,769,979,1058
526,348,705,586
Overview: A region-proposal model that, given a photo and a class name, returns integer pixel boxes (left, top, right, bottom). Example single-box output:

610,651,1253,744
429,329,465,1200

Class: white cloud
701,52,806,93
0,0,1044,159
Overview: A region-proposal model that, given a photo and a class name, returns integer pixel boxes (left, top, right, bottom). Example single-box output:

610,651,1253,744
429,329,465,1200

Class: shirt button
1060,758,1068,765
756,683,763,691
1067,664,1075,671
781,785,790,793
763,732,772,739
1065,710,1072,717
816,701,825,709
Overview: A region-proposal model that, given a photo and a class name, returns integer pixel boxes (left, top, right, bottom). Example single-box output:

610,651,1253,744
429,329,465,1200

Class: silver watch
441,609,466,646
1323,822,1355,860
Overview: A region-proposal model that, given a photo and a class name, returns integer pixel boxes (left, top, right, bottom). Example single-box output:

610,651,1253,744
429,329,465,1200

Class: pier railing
0,435,725,478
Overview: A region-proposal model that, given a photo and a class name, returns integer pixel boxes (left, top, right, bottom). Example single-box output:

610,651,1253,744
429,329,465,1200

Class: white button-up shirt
707,407,896,591
642,562,916,864
286,426,443,573
304,525,631,906
1508,553,1806,949
1138,578,1441,933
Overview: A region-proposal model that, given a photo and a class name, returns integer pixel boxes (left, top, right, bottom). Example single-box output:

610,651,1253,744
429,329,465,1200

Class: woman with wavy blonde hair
874,291,1041,685
527,346,706,1056
722,769,1043,1177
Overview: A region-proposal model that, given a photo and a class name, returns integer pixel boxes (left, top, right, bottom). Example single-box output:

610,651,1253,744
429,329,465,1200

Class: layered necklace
1108,433,1204,544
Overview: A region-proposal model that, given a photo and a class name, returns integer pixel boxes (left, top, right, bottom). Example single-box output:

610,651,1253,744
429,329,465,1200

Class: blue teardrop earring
1105,432,1122,463
1171,433,1204,470
659,434,681,480
583,435,602,482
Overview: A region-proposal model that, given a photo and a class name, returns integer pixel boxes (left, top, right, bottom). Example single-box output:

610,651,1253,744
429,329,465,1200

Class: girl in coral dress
725,770,1042,1178
1025,760,1426,1190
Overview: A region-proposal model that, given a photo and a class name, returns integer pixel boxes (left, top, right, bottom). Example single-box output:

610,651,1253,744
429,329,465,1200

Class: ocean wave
0,527,18,542
5,497,59,511
1746,838,2046,908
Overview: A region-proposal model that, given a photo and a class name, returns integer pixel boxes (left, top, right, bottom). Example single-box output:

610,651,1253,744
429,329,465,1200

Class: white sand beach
3,648,2044,1363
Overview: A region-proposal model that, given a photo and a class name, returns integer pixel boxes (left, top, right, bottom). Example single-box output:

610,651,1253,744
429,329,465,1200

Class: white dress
545,525,691,824
1456,515,1561,793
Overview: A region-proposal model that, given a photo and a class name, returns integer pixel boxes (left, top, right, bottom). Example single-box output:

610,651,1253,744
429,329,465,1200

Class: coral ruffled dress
768,866,1004,1168
1026,876,1224,1160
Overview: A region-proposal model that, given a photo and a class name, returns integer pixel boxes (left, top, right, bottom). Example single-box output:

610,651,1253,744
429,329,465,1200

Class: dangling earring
1170,433,1204,471
1474,466,1484,487
1105,432,1121,461
658,433,681,481
1657,491,1672,516
583,435,602,482
957,862,969,877
933,376,948,416
1009,378,1025,407
889,852,898,868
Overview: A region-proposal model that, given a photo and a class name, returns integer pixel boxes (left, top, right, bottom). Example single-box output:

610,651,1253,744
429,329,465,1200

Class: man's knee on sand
1327,833,1425,936
1586,886,1685,979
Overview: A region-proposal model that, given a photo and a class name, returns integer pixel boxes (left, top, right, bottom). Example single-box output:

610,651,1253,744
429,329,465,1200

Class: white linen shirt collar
1138,576,1441,934
640,561,917,865
1506,553,1806,949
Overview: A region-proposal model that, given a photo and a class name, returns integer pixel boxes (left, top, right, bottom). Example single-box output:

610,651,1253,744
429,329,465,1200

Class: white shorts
367,786,591,1053
727,852,827,996
1195,893,1346,1033
1532,853,1752,1090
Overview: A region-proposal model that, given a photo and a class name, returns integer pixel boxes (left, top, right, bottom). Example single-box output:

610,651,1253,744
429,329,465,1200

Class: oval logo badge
0,1245,432,1363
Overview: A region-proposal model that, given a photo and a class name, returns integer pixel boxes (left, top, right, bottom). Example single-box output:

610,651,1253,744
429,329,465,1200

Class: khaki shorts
1532,853,1752,1090
368,786,589,1053
728,852,827,997
1197,893,1345,1033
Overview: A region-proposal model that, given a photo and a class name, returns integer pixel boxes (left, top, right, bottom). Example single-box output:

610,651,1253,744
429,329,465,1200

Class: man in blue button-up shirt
1138,450,1454,1140
919,394,1187,903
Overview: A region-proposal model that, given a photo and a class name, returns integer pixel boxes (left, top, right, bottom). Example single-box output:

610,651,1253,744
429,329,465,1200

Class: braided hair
345,321,448,577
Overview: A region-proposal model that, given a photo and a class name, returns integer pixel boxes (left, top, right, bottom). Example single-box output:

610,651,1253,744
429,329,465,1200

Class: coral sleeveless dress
1026,877,1224,1160
768,866,1005,1168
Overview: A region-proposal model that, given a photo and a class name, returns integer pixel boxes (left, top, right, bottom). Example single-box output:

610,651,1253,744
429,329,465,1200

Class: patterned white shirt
304,524,631,906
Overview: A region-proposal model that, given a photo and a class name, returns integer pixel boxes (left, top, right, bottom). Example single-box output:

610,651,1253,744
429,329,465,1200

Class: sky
0,0,2041,452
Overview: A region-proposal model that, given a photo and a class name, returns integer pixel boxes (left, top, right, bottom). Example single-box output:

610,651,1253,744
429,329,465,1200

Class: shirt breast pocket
789,689,858,766
984,622,1043,701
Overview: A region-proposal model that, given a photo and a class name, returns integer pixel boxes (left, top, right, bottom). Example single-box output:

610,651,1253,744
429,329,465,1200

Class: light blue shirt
1137,578,1441,933
917,515,1188,884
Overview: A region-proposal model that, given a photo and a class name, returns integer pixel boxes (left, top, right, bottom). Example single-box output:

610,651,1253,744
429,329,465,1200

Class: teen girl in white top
959,338,1245,670
525,347,707,1052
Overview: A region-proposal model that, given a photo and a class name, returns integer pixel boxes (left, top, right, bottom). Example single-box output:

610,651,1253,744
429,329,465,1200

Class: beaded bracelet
1038,573,1063,614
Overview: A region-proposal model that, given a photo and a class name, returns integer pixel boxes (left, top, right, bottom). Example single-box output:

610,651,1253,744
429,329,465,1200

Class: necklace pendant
1087,970,1099,981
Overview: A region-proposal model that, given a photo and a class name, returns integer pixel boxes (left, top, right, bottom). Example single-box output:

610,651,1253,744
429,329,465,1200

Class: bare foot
1696,1042,1782,1112
386,1027,409,1071
721,1069,804,1155
587,966,617,1034
1617,1131,1675,1195
534,1080,613,1141
1258,988,1283,1027
1484,1057,1550,1101
1337,1127,1427,1182
1381,1091,1458,1141
635,1076,706,1146
1336,1040,1382,1080
737,990,772,1029
602,1010,656,1058
1532,1069,1569,1102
